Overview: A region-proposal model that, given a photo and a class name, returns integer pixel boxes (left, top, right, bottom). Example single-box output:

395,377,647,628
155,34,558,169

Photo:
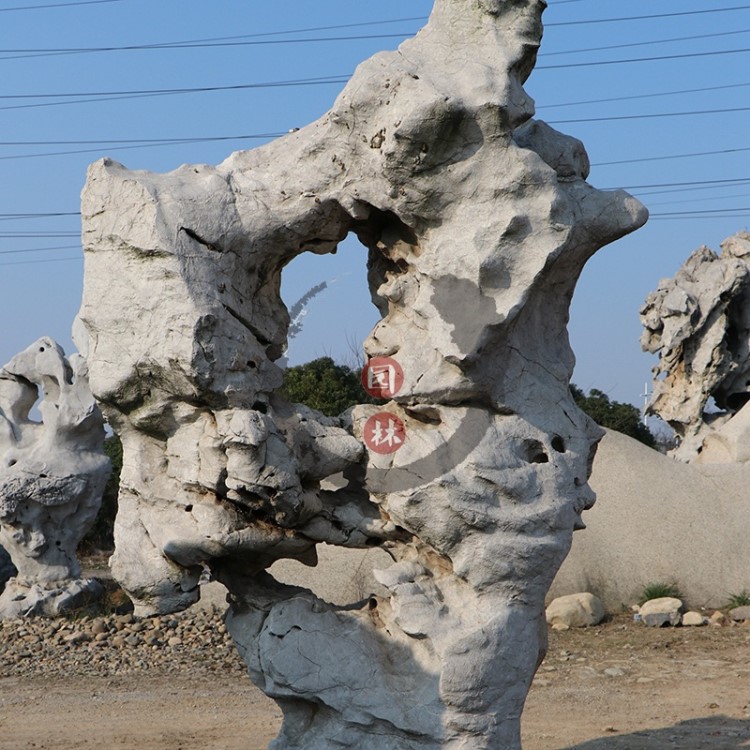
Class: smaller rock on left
0,337,110,618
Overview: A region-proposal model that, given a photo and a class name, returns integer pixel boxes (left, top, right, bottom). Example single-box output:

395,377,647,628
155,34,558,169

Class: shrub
80,433,122,553
727,590,750,608
639,582,682,606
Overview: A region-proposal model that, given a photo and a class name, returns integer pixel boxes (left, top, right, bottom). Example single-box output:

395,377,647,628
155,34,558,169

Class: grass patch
727,590,750,609
639,582,682,606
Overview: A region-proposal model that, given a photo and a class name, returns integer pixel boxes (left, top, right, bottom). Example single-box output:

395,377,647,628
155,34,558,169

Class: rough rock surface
638,597,683,628
0,338,110,617
641,231,750,462
546,592,605,630
75,0,646,747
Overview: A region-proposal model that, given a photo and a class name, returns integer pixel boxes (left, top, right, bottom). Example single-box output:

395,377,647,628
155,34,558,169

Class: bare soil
2,614,750,750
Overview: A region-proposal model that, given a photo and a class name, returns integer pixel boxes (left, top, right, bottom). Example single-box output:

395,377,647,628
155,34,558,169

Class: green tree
571,384,656,448
80,433,122,552
279,356,378,416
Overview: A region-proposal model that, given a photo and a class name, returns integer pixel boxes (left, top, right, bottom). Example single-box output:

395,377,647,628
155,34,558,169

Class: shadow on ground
562,716,750,749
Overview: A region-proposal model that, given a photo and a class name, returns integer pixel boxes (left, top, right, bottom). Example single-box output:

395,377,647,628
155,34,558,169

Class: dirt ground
2,614,750,750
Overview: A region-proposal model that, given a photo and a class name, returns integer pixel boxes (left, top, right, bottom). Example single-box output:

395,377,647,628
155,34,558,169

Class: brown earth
2,613,750,750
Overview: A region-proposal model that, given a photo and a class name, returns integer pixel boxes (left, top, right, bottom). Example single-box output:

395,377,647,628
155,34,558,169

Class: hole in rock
280,232,380,372
551,435,566,453
184,504,193,512
523,439,549,464
268,542,393,607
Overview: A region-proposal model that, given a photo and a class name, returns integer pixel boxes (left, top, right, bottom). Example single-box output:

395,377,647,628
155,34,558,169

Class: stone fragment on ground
638,597,683,627
729,605,750,622
0,605,244,678
682,611,707,626
546,592,605,630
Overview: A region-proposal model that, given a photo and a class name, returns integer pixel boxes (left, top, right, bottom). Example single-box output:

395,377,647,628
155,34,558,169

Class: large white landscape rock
0,338,110,617
550,429,750,609
546,593,605,630
641,231,750,462
75,0,646,747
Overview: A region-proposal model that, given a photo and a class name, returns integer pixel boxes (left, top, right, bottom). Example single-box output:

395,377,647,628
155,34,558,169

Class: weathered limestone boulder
638,597,683,627
75,0,646,747
729,605,750,622
0,338,110,618
682,611,706,627
550,429,750,610
641,231,750,462
546,592,605,630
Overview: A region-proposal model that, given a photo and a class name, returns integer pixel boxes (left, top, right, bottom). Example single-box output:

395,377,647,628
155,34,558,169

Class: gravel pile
0,606,247,678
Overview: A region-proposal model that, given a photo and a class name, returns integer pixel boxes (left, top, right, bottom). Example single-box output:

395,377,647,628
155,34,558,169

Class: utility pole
641,381,650,425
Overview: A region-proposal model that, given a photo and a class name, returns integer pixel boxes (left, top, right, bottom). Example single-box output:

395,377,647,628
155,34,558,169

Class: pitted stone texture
639,597,683,628
75,0,646,747
0,338,109,618
641,231,750,461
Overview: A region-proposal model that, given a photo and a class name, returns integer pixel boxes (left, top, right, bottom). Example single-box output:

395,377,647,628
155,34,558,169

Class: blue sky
1,0,748,412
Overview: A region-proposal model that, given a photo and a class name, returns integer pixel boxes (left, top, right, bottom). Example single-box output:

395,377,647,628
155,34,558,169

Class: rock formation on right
641,230,750,462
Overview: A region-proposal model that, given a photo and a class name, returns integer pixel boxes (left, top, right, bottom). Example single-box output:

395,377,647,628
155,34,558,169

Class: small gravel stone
0,605,244,678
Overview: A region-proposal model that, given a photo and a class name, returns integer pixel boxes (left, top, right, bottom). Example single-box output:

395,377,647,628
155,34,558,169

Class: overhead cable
547,105,750,124
0,256,80,267
0,0,122,10
545,5,750,27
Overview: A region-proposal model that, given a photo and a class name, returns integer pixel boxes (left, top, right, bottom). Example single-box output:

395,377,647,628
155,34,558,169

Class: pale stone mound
75,0,646,747
682,611,706,627
546,592,605,630
641,230,750,462
0,338,110,618
638,597,683,627
551,429,750,610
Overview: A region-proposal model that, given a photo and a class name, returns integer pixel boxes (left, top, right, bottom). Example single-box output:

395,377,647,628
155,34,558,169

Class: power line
0,134,286,161
537,46,750,70
0,245,80,255
0,232,78,238
592,146,750,167
646,192,750,208
5,7,750,60
545,5,750,27
0,32,410,60
652,207,750,216
0,75,350,100
547,105,750,124
540,28,750,57
0,256,80,267
0,212,79,221
0,0,122,10
607,177,750,191
540,81,750,110
0,76,350,112
8,70,750,113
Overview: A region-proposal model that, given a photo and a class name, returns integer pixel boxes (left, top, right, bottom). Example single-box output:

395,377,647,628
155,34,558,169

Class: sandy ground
2,614,750,750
